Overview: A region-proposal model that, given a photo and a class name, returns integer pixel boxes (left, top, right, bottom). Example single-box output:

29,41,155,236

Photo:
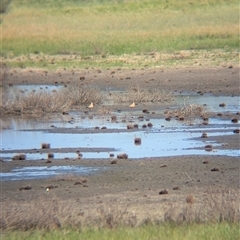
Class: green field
3,222,239,240
1,0,239,69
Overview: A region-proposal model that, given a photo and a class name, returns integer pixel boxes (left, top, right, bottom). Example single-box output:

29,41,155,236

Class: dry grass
62,85,102,106
171,104,205,118
113,84,173,104
164,188,240,224
0,85,102,115
0,187,239,231
165,97,206,119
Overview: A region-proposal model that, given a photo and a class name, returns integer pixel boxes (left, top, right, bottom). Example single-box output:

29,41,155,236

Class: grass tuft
0,85,102,116
113,84,173,104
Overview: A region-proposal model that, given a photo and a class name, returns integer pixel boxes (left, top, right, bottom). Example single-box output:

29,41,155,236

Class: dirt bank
4,66,240,96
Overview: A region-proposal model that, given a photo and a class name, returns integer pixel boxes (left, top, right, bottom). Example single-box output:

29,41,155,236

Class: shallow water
175,95,239,112
0,165,104,181
1,93,239,180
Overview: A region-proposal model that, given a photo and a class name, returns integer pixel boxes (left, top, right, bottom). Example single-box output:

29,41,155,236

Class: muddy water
1,87,239,180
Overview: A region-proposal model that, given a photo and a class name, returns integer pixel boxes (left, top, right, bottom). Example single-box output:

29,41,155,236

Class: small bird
129,102,135,108
88,102,94,109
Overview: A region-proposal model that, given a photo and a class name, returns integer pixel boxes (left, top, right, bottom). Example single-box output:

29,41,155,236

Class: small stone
211,168,220,172
186,194,194,204
159,189,168,195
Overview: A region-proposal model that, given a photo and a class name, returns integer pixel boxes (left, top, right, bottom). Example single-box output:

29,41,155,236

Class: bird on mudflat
129,102,135,108
88,102,94,109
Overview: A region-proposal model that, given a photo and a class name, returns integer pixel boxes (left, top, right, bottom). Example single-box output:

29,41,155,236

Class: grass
1,0,239,69
3,223,239,240
0,85,102,115
1,83,172,115
113,84,173,103
1,188,239,231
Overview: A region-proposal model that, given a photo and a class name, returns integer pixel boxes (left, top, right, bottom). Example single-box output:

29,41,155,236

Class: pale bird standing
129,102,135,108
88,102,94,109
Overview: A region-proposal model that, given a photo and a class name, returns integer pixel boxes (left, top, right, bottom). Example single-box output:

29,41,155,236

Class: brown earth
0,66,239,229
3,66,240,96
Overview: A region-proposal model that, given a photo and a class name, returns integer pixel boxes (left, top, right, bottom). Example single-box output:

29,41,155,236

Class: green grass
1,0,239,69
3,223,239,240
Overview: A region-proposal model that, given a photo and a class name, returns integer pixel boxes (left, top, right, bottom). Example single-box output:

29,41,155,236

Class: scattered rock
159,189,168,195
127,124,134,129
19,186,31,191
62,111,69,115
147,122,153,127
211,168,220,172
219,103,226,107
231,118,238,123
12,154,26,160
201,132,208,138
45,185,58,190
160,164,167,168
186,194,195,204
110,159,117,164
74,182,82,185
205,145,213,151
203,160,209,164
48,153,54,159
134,137,142,145
202,116,209,121
41,143,50,149
117,153,128,159
142,109,149,114
111,115,117,122
178,116,185,121
165,116,171,121
173,186,180,190
233,129,240,134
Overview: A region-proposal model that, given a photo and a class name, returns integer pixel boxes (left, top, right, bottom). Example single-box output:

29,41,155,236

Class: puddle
175,95,239,112
1,125,239,160
4,84,64,100
1,92,239,180
0,165,104,181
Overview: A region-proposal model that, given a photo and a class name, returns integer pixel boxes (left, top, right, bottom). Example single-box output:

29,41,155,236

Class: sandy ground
0,66,239,227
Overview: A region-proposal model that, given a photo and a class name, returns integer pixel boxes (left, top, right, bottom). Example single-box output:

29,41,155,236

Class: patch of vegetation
1,188,239,233
0,85,102,115
3,222,239,240
114,84,173,103
1,0,238,69
0,0,11,13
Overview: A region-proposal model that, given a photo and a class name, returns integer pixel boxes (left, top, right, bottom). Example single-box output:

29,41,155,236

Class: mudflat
1,65,239,228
